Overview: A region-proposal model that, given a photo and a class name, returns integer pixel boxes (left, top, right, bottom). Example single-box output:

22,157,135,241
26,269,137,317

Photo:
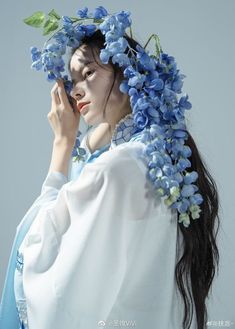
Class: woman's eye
84,70,94,78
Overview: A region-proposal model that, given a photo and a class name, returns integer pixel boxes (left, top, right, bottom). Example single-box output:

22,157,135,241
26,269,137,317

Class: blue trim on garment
16,251,24,274
15,251,29,329
0,206,42,328
86,143,110,163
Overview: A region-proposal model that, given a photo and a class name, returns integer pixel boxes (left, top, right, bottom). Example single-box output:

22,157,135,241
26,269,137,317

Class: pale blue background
0,0,234,326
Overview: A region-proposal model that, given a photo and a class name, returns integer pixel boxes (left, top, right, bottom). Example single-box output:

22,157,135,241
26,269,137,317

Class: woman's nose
70,84,85,100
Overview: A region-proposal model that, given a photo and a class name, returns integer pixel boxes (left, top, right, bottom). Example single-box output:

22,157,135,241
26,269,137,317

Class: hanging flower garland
23,6,203,227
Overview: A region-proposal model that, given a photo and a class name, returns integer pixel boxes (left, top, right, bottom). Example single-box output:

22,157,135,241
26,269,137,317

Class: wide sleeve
22,149,152,329
16,171,68,233
0,171,69,329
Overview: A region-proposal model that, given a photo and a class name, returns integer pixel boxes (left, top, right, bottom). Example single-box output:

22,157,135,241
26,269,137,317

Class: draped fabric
0,114,194,328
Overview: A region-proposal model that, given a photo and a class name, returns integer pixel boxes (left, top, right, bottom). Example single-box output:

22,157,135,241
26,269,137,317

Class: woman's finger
56,79,71,110
68,95,78,113
50,83,60,107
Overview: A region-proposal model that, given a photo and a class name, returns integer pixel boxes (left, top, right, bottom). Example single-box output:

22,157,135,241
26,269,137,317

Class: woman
0,15,220,329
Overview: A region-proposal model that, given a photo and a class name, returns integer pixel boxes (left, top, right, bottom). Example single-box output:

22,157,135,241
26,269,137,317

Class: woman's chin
83,114,103,126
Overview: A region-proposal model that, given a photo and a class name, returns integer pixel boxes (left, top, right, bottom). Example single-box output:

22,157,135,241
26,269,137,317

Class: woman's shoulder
93,138,147,177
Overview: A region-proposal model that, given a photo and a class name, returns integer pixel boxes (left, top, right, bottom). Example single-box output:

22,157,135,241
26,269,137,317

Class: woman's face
69,44,131,127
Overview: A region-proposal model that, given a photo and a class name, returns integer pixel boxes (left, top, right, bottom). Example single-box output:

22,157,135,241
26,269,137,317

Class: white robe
16,136,194,329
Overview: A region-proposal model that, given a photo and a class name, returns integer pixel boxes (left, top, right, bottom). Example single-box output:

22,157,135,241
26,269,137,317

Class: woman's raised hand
48,79,80,145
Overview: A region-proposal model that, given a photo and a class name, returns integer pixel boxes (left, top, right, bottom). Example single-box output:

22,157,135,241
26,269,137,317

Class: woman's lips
78,102,90,113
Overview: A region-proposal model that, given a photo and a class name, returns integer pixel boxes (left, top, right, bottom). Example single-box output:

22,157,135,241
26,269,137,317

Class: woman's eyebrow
76,59,95,67
74,60,95,73
71,60,95,83
69,59,95,75
81,60,95,66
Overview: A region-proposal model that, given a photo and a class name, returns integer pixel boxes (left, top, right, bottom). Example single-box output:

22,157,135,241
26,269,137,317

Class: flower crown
23,5,203,228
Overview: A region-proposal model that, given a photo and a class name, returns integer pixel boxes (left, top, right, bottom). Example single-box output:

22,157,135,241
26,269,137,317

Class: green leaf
48,9,61,20
72,156,79,162
69,17,80,23
23,11,45,28
43,19,59,36
93,18,104,24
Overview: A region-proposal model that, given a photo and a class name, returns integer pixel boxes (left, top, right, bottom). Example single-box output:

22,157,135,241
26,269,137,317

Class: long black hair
68,29,220,329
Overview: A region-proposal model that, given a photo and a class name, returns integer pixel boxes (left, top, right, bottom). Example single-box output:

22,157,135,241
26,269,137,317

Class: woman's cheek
88,74,111,92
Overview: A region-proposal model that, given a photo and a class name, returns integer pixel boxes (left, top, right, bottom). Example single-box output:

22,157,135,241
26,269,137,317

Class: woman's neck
86,123,112,154
86,112,132,154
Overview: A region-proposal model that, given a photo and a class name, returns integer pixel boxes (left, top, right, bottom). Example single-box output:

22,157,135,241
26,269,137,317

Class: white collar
82,113,140,159
110,113,139,149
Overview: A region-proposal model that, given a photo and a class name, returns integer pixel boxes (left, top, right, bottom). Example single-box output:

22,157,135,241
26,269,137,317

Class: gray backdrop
1,0,234,326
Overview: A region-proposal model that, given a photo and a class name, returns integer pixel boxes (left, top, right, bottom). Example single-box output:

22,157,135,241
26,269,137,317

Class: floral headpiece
23,6,203,228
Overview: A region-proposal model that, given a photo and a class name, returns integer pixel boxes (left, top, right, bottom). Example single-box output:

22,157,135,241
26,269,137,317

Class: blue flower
76,7,89,18
107,37,128,54
133,96,149,113
53,32,69,46
152,152,165,167
174,172,184,184
112,53,130,67
134,110,149,129
31,60,42,71
128,87,137,96
128,72,146,89
162,87,177,104
73,25,86,41
30,46,41,61
173,129,188,139
136,45,156,71
172,106,185,122
162,163,175,176
93,6,108,19
47,71,57,82
107,26,123,41
99,14,129,41
146,106,160,121
171,74,184,93
99,48,111,64
62,16,73,24
98,17,113,34
146,78,164,91
81,24,97,36
144,143,155,156
176,198,191,213
159,176,170,190
181,184,198,198
189,193,203,205
179,94,192,111
63,75,73,94
176,158,191,171
115,10,132,29
171,139,183,157
119,80,130,94
67,36,80,49
181,145,192,158
150,124,163,137
61,22,73,34
183,171,198,185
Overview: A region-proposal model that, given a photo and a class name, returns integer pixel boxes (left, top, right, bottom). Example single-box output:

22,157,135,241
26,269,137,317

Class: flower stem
43,17,102,48
143,34,162,60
